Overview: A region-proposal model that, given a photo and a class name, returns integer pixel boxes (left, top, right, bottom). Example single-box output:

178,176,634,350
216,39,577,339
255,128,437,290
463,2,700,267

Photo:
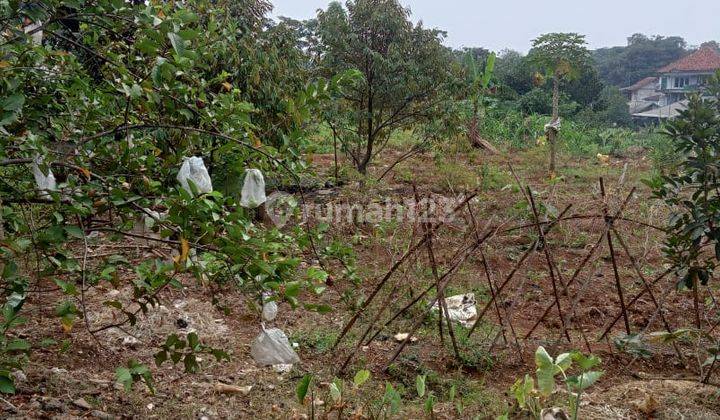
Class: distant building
622,46,720,120
621,77,660,114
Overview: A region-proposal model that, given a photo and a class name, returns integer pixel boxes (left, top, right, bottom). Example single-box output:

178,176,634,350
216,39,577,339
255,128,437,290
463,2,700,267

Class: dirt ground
4,145,720,419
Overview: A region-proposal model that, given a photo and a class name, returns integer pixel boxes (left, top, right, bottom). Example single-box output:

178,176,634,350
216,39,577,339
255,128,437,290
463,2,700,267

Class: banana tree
463,51,498,153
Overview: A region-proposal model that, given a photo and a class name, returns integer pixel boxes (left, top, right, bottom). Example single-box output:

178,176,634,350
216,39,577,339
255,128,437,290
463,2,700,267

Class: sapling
509,346,602,420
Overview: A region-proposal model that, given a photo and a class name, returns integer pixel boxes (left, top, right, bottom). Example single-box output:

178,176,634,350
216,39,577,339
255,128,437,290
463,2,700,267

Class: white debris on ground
393,333,418,342
92,295,230,345
431,293,478,328
250,327,300,366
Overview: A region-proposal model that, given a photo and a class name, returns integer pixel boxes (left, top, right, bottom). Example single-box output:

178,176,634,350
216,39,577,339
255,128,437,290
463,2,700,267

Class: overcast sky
270,0,720,53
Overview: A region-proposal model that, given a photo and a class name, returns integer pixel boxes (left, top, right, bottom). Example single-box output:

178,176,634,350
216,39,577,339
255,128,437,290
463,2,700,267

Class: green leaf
154,350,168,367
329,382,341,403
510,374,534,409
296,374,312,403
183,354,199,373
572,352,601,370
424,394,435,414
416,374,426,398
54,279,78,296
168,32,186,56
534,346,554,370
353,369,370,387
536,367,555,397
482,53,496,88
1,94,24,111
0,376,15,394
115,367,133,392
187,332,199,350
306,267,329,282
566,371,603,391
6,339,30,352
554,352,572,372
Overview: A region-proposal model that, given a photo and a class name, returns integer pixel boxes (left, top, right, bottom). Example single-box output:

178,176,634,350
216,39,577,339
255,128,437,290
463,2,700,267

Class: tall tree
593,34,687,87
312,0,457,175
529,33,590,176
463,51,498,153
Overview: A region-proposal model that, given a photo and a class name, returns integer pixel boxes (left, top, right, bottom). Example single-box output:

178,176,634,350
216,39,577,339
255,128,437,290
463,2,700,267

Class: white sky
270,0,720,52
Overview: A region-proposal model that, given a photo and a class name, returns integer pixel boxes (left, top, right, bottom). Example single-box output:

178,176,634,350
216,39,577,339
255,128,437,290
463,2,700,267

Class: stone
72,398,92,410
213,383,253,395
41,397,66,412
91,410,116,420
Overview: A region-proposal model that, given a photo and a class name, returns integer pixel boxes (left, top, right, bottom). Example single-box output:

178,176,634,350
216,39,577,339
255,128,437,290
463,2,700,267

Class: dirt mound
583,379,720,419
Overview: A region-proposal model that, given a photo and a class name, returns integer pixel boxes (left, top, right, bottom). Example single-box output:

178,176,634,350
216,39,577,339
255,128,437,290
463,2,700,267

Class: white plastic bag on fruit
431,293,477,328
31,155,56,200
240,169,266,208
177,157,213,195
261,292,278,322
23,20,43,46
544,118,561,133
250,326,300,366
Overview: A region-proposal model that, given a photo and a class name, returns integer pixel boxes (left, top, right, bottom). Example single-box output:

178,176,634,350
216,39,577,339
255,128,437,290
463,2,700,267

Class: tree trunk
467,101,498,154
548,74,560,176
358,82,374,176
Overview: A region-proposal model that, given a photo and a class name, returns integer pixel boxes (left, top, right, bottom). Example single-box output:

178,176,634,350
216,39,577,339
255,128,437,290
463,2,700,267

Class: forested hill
592,34,714,88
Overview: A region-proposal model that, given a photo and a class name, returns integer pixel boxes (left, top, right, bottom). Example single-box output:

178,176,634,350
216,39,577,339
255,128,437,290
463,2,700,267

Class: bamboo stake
597,268,672,341
467,204,572,339
383,229,496,370
524,187,636,339
600,178,631,335
332,189,481,350
611,227,685,364
526,186,571,342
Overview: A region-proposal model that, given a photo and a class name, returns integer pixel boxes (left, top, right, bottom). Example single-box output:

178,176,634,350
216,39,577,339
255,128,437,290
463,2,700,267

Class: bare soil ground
5,145,720,419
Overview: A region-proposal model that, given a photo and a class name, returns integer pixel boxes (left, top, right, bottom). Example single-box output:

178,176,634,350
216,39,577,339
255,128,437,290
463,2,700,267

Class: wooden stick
597,268,672,341
600,178,630,335
611,227,685,364
480,249,508,345
383,230,494,370
331,189,481,350
414,186,460,359
524,187,636,339
526,186,571,342
467,204,572,339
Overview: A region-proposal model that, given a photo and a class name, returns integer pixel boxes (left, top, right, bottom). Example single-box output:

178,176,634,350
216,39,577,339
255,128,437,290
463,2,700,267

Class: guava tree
0,0,353,393
310,0,459,175
529,33,590,176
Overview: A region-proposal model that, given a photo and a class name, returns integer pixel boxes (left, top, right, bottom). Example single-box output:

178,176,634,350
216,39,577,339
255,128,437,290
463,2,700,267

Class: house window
673,77,690,88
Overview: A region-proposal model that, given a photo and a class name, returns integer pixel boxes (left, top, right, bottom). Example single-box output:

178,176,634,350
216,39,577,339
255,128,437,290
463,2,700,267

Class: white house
623,46,720,120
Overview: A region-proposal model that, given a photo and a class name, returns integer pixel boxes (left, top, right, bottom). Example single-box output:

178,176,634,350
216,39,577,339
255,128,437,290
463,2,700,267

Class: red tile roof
658,46,720,73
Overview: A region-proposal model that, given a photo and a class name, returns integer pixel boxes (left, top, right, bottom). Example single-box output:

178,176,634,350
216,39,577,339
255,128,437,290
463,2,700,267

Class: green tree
529,33,590,176
311,0,458,175
0,0,352,392
463,51,498,152
652,72,720,323
494,49,535,96
593,34,687,88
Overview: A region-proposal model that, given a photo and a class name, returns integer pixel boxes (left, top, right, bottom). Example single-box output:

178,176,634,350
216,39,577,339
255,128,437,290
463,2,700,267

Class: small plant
509,346,602,420
613,333,653,359
115,360,155,394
